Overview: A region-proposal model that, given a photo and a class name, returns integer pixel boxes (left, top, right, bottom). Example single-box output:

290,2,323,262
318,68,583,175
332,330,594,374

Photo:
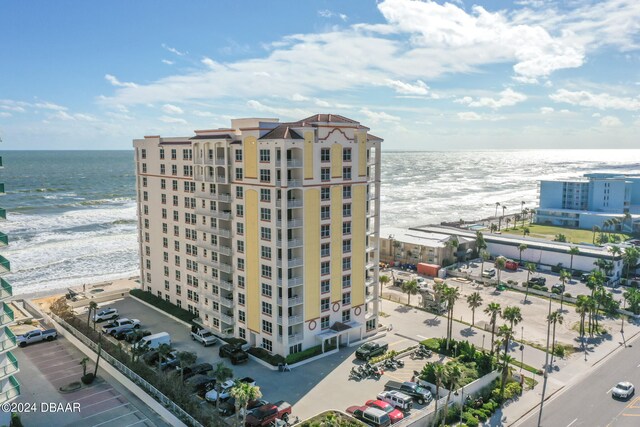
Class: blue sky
1,0,639,150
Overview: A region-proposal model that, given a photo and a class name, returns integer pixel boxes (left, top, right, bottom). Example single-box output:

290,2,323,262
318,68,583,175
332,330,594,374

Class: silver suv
93,308,119,323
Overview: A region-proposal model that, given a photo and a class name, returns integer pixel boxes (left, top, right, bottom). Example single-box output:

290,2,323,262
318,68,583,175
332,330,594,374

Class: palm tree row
433,361,464,427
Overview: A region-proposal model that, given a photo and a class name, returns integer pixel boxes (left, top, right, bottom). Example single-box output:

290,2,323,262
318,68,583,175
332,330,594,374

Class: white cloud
161,59,174,65
456,88,527,109
0,112,11,118
161,44,186,56
457,111,482,121
385,79,430,95
246,100,312,119
162,104,184,115
600,115,622,127
550,89,640,111
0,104,25,113
540,107,554,114
318,10,348,21
51,111,75,121
192,110,217,118
159,116,188,124
34,101,67,111
202,57,224,71
105,74,138,88
359,108,401,123
74,113,96,121
291,94,309,102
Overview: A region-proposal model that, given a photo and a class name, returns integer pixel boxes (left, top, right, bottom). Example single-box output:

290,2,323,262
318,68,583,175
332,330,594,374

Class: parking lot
83,296,440,421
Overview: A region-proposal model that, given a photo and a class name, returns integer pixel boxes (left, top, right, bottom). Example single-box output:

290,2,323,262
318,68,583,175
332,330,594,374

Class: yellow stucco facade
357,132,367,177
304,188,320,320
351,185,366,306
304,132,314,180
245,189,260,333
243,136,257,179
331,143,343,178
330,185,343,303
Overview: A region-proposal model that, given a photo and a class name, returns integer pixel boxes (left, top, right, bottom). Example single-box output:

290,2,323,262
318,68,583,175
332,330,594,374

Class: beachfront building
0,152,20,416
134,115,382,357
379,227,476,267
535,173,640,232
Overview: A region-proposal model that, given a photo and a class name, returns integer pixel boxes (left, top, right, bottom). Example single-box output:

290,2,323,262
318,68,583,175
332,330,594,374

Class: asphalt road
517,342,640,427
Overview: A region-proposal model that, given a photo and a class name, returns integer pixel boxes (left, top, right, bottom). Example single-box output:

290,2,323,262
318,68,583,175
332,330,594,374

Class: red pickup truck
245,401,292,427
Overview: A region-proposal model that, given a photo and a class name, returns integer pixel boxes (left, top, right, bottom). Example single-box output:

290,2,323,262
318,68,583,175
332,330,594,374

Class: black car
195,379,217,398
219,344,249,365
125,330,152,343
528,277,546,285
113,329,131,341
552,284,565,293
179,362,214,381
185,374,216,393
218,398,269,416
142,350,160,365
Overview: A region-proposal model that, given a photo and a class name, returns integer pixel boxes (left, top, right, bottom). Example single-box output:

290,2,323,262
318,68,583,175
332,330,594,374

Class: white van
134,332,171,350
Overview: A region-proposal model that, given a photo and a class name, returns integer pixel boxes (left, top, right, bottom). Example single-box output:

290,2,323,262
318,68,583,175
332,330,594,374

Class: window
342,292,351,305
172,180,178,191
172,165,177,176
321,243,330,257
239,327,246,339
261,246,272,260
162,237,168,248
343,222,351,235
235,150,243,161
237,240,245,253
183,149,192,160
342,257,351,271
164,280,170,291
321,206,330,220
164,266,169,277
343,203,351,217
160,164,166,175
236,205,244,217
237,276,245,289
173,211,179,221
260,188,271,202
239,311,246,323
262,283,272,297
160,148,165,159
321,187,330,201
343,148,352,162
321,280,330,294
321,147,331,162
237,258,245,271
236,186,243,199
260,149,270,162
162,223,168,234
321,316,330,330
160,179,166,189
262,302,272,316
321,261,330,275
342,275,351,288
342,309,351,323
236,223,244,235
173,195,178,206
343,185,351,199
176,284,182,295
260,208,271,221
262,338,273,351
175,255,181,266
142,163,147,173
321,224,330,238
145,259,151,269
343,239,351,253
235,168,243,180
261,227,272,241
343,166,352,180
143,191,148,202
173,225,179,237
262,320,273,334
289,344,302,355
321,168,331,181
171,149,177,160
142,177,147,187
238,293,246,305
262,265,272,278
321,298,330,312
161,194,167,204
260,169,271,183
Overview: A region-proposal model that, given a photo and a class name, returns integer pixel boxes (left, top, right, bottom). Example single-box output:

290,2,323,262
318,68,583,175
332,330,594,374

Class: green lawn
501,223,632,244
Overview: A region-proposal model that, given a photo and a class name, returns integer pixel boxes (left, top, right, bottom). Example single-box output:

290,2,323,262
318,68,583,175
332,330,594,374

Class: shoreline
14,275,140,302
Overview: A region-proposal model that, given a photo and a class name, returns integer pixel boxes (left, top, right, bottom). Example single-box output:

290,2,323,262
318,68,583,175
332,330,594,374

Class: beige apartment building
133,114,382,357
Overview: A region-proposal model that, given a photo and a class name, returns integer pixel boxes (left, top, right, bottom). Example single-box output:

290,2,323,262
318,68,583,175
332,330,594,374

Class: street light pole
482,334,486,352
621,299,627,348
537,295,553,427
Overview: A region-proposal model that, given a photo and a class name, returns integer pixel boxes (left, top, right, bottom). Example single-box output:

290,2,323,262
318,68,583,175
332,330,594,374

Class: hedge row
130,289,198,324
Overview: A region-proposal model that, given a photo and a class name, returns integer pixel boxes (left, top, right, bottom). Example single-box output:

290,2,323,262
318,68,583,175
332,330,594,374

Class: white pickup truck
17,329,58,347
205,377,256,402
191,328,217,346
102,318,140,335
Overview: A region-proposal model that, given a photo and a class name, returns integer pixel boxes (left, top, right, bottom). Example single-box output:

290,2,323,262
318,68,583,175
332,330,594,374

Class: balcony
365,294,375,303
0,303,13,326
211,261,232,274
214,279,234,292
211,211,232,221
287,159,303,168
277,315,303,325
220,313,234,325
195,206,213,216
220,297,234,309
0,376,19,405
276,219,303,228
0,184,4,195
211,227,232,238
275,199,303,208
0,208,5,220
277,258,303,268
216,175,228,184
287,180,303,188
366,245,376,252
288,333,303,344
0,279,11,301
277,296,303,306
277,277,303,288
365,278,375,287
365,262,375,270
0,353,19,381
195,157,214,166
215,159,226,166
0,327,16,352
276,238,303,248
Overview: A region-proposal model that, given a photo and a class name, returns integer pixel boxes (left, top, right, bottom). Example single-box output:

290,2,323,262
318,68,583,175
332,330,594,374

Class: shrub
130,289,197,324
551,288,561,294
554,346,566,358
81,373,95,384
504,382,522,400
248,347,285,366
631,281,639,288
463,411,480,427
11,413,24,427
472,408,488,422
564,293,572,298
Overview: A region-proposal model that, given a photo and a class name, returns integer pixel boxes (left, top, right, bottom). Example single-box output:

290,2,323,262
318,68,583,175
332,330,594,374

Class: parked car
16,329,57,347
528,277,546,286
185,375,216,394
195,378,217,398
552,284,565,293
206,377,256,402
346,406,391,427
366,399,405,423
245,401,292,427
384,381,432,405
481,268,496,278
134,332,171,350
191,326,218,346
156,350,179,370
179,362,213,381
375,391,413,413
117,329,151,342
355,341,389,360
219,343,249,365
218,398,268,417
93,308,119,323
101,318,141,335
612,381,635,399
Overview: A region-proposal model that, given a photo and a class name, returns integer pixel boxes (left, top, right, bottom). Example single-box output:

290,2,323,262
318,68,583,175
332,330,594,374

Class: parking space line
80,395,123,409
383,372,406,382
71,388,114,403
45,359,82,371
390,339,408,346
49,371,84,382
82,403,131,420
29,350,68,361
46,367,83,378
35,354,76,365
566,418,577,427
622,413,640,417
89,409,137,426
626,396,640,409
123,418,149,427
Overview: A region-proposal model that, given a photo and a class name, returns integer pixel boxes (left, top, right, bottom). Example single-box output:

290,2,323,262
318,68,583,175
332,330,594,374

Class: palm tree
623,247,640,281
523,227,530,237
494,202,500,218
505,218,512,230
524,262,536,303
433,281,447,313
521,208,528,227
514,214,521,230
156,343,172,374
495,256,507,286
558,270,571,311
212,362,234,409
609,245,622,260
623,212,632,232
379,275,390,300
518,244,528,265
444,285,461,350
87,301,98,327
623,288,640,315
401,280,419,306
441,363,463,427
177,351,197,382
484,302,502,355
490,223,498,233
230,381,263,427
592,225,600,244
466,292,483,326
497,324,514,400
548,311,564,367
446,236,460,262
521,200,526,214
568,246,580,280
480,250,491,276
475,231,487,253
432,363,446,427
502,306,523,330
79,357,90,376
575,295,589,338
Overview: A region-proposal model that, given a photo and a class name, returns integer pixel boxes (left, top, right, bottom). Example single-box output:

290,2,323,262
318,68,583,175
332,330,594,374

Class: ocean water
0,149,639,295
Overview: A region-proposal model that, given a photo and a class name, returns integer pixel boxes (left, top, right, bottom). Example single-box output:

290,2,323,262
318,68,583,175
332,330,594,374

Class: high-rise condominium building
0,149,20,414
134,114,382,357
